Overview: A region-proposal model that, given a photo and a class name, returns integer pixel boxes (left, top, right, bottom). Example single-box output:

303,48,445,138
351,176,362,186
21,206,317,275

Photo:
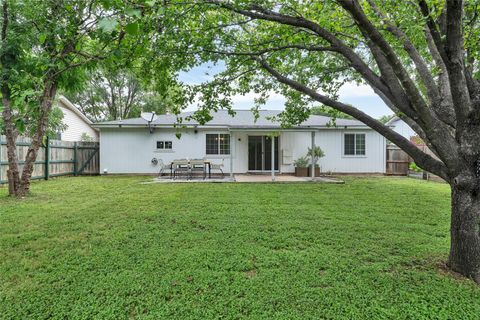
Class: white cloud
338,82,377,98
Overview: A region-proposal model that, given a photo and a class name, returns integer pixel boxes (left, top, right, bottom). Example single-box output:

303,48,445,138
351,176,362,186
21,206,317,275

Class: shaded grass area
0,176,479,319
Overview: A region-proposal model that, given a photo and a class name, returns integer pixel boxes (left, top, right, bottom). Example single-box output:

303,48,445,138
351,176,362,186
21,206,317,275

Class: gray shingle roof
94,110,367,129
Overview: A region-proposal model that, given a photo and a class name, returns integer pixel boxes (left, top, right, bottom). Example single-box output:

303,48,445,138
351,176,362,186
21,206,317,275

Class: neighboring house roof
385,115,401,127
56,95,99,142
93,110,369,130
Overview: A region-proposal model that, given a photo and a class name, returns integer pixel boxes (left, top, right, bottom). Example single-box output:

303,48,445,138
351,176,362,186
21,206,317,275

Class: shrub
293,156,310,168
409,162,423,172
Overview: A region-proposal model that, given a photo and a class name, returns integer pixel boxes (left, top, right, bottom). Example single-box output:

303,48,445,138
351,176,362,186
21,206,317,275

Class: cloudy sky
179,63,393,119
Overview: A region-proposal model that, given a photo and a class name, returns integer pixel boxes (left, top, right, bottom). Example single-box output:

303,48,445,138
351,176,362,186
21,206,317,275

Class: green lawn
1,176,479,319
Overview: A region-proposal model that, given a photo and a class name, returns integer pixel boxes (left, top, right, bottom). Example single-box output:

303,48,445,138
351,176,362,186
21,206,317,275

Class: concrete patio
234,174,344,183
147,174,344,184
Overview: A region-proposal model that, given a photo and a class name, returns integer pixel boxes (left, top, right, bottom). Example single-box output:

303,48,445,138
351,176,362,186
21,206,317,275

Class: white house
385,116,416,140
57,96,99,142
94,110,387,176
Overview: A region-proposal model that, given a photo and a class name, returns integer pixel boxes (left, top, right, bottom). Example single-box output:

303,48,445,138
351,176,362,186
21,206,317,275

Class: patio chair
210,159,224,178
190,159,206,179
173,159,190,180
157,159,170,177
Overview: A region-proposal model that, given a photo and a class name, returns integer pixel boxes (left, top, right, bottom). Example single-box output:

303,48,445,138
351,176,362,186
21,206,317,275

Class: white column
230,132,234,180
311,131,315,180
271,136,275,182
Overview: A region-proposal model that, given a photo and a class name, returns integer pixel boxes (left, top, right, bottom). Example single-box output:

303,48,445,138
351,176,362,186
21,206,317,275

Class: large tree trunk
448,177,480,283
15,80,58,197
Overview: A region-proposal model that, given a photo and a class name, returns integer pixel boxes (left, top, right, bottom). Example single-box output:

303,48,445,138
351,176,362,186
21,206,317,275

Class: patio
152,173,343,184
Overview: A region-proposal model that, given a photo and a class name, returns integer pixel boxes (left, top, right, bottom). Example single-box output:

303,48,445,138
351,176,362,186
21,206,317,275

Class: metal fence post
44,136,50,180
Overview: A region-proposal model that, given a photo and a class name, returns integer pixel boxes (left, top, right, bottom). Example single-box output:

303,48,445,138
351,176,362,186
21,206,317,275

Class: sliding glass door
248,136,279,171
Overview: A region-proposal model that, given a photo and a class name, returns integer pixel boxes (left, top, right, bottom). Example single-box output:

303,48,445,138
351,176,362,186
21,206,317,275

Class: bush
293,156,310,168
409,162,423,172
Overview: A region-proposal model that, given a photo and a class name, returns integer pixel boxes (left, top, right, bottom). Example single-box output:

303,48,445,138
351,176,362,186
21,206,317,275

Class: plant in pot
293,156,309,177
409,162,424,179
306,146,325,177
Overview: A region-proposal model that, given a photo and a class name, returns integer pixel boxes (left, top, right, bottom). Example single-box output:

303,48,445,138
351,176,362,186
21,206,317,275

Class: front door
248,136,279,171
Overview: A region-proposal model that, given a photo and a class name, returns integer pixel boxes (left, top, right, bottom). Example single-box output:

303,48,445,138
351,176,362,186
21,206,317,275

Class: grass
0,176,479,319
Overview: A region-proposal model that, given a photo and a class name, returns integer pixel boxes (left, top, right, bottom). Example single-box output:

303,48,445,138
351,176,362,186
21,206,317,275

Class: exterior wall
390,118,416,139
99,127,386,174
313,129,386,173
59,105,99,142
100,127,232,174
247,129,385,174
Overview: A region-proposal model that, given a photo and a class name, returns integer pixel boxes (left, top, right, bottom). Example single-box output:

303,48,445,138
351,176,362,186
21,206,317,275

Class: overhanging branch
254,57,449,180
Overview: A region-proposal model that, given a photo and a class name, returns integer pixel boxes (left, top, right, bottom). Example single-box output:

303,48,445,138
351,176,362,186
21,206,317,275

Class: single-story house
56,96,99,142
94,110,387,176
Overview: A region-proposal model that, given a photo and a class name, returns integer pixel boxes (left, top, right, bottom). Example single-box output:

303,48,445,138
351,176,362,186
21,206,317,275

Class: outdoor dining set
158,159,224,180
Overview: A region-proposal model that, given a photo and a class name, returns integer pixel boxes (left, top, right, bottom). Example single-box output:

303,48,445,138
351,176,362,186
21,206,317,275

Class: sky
178,63,393,119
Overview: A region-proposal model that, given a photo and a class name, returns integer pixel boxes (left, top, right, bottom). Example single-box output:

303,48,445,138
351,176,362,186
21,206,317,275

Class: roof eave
93,124,373,130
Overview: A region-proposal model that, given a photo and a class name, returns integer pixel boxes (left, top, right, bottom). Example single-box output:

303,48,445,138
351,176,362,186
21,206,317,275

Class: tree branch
204,0,394,105
254,56,449,180
418,0,449,65
445,0,472,123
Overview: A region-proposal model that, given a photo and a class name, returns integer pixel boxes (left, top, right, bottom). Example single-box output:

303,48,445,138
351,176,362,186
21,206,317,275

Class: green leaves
14,119,26,134
98,18,118,33
38,33,47,44
125,22,139,35
125,8,142,18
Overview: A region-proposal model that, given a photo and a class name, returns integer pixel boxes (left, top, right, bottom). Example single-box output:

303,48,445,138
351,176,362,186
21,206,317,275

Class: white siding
313,129,386,173
390,118,416,139
100,127,386,174
59,105,98,142
100,128,232,174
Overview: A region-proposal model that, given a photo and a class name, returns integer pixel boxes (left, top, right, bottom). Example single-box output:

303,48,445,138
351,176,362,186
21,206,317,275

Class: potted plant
306,146,325,177
408,162,423,179
293,156,309,177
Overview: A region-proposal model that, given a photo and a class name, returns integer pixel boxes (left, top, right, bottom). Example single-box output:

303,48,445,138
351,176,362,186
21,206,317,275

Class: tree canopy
64,67,179,121
137,0,480,282
2,0,480,283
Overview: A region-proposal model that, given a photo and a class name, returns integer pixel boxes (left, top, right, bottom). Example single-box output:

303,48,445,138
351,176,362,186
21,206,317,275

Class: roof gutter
93,124,372,130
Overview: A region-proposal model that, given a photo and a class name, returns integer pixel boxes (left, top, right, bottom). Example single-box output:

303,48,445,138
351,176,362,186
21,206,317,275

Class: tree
65,67,175,122
148,0,480,282
307,145,325,167
0,0,144,197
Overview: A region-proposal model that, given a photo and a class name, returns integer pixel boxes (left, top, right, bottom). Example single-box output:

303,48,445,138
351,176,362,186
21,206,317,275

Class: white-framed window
344,133,366,156
157,141,172,150
206,133,230,155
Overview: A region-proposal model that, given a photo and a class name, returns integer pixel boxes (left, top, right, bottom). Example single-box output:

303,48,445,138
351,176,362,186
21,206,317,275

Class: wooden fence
385,143,444,181
386,144,410,175
0,135,99,184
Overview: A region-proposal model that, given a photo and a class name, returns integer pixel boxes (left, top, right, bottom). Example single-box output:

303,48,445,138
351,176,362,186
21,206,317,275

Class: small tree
307,146,325,168
0,0,143,196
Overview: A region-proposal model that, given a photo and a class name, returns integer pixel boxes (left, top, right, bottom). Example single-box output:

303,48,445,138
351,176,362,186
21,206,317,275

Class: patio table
169,160,212,179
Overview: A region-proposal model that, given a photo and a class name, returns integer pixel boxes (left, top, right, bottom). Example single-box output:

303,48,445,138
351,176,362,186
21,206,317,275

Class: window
157,141,172,150
206,134,230,155
344,133,366,156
